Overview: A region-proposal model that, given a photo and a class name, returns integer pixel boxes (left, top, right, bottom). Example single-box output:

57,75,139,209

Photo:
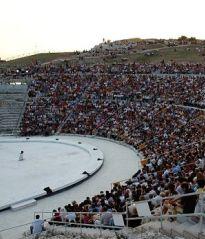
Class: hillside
0,52,74,68
1,37,205,67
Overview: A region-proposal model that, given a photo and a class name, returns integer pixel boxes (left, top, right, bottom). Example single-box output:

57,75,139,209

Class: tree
178,35,188,44
178,35,188,41
189,37,197,44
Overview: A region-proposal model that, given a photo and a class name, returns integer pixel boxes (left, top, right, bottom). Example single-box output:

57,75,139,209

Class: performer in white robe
19,151,24,161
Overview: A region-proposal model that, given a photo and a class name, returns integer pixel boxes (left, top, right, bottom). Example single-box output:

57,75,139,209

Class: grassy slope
1,39,205,67
1,52,74,68
104,45,205,64
129,47,204,63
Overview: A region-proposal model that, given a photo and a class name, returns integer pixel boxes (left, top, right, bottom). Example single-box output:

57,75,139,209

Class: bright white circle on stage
0,138,103,210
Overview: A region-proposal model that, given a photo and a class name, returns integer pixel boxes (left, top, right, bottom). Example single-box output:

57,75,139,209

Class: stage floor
0,135,141,239
0,137,103,210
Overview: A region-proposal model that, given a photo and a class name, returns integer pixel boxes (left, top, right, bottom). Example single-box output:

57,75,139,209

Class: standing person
19,151,24,161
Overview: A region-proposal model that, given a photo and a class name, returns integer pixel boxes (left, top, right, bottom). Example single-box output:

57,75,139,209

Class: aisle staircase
0,85,28,135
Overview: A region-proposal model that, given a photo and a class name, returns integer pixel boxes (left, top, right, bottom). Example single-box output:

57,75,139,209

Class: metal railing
126,191,205,234
0,191,204,238
0,211,125,239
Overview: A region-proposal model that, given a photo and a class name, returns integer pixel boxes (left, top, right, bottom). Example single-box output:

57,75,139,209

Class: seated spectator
127,204,141,227
101,207,113,226
194,177,205,214
30,215,44,235
172,163,181,175
82,213,92,224
51,209,62,222
59,207,66,222
180,182,197,214
151,190,163,208
43,219,50,230
92,209,101,225
66,210,77,223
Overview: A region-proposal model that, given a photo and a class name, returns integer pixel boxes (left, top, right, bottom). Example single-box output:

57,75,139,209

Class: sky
0,0,205,60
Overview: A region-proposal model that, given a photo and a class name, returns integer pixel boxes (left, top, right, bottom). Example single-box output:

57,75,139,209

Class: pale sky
0,0,204,60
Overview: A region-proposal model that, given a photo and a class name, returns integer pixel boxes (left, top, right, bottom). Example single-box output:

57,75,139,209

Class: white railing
126,191,205,234
0,211,125,239
0,191,204,238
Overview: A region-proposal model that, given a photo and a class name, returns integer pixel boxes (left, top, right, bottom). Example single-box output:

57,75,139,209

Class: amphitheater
0,55,205,239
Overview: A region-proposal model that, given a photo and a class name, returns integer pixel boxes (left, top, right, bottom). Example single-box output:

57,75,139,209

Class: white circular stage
0,137,103,210
0,135,140,239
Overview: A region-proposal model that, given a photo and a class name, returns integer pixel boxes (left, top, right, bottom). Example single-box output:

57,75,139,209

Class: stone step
11,199,37,211
0,119,17,123
0,124,18,127
1,114,20,117
0,112,24,115
0,103,24,106
1,112,22,116
0,108,23,110
0,127,17,131
0,92,26,134
0,108,24,111
0,120,18,123
1,119,19,122
0,94,26,98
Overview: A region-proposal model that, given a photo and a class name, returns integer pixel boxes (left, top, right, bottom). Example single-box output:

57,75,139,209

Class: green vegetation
1,52,74,68
103,45,205,64
1,37,205,68
130,46,205,63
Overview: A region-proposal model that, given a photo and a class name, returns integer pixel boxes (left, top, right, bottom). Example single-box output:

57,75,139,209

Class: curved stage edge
0,137,104,211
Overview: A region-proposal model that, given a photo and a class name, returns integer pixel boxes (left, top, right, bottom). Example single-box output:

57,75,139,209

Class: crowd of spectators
0,39,205,237
20,62,205,136
8,61,205,229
